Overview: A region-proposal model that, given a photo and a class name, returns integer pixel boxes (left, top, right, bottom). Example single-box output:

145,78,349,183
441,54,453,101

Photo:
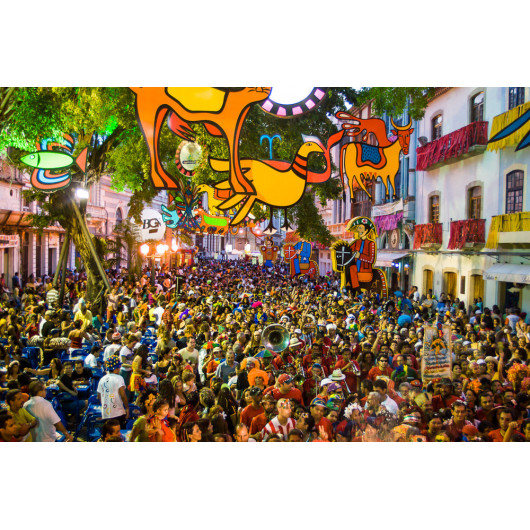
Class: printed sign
139,208,166,242
421,325,452,381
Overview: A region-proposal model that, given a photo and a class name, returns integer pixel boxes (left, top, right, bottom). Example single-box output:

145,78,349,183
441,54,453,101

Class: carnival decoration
421,325,452,382
488,101,530,152
260,88,327,117
175,141,202,176
335,112,414,200
139,207,166,241
284,240,318,279
161,173,202,233
331,216,388,299
21,134,89,193
211,130,344,227
130,87,271,192
260,134,282,159
260,237,279,267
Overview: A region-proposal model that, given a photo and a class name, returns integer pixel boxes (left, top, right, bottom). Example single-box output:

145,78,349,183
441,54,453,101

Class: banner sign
0,234,19,248
421,324,452,381
139,208,166,242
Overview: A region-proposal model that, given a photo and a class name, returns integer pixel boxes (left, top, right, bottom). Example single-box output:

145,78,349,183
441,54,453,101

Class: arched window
471,92,484,123
116,208,123,225
432,114,443,140
468,186,482,219
506,170,524,214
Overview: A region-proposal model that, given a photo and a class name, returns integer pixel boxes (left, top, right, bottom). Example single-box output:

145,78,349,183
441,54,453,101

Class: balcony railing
448,219,485,249
413,223,443,249
416,121,489,171
86,204,108,219
328,221,355,240
486,211,530,249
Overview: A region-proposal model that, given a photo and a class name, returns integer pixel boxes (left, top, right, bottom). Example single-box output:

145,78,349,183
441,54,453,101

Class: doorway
470,274,484,304
423,269,433,295
444,272,457,299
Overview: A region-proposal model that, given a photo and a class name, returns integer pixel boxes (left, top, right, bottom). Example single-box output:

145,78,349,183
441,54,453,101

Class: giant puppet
331,216,388,299
284,240,319,279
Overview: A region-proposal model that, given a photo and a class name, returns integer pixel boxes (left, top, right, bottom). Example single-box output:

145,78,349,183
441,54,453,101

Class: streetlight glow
75,188,90,200
140,244,150,256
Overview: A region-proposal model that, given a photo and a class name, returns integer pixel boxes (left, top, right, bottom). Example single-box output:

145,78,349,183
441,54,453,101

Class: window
468,186,482,219
352,189,371,217
506,170,524,214
432,114,443,140
509,87,525,110
471,92,484,123
429,195,440,223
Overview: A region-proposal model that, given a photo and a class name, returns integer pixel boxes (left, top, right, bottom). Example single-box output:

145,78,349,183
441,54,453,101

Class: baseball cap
278,374,293,385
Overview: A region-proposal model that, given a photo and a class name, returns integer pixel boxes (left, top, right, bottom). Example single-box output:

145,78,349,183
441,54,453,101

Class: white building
412,87,530,311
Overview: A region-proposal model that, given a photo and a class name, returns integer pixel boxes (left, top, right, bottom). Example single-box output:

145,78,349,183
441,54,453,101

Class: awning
483,263,530,284
375,251,411,268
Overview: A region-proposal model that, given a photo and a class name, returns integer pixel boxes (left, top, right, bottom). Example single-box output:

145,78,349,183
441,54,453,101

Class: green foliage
357,87,435,121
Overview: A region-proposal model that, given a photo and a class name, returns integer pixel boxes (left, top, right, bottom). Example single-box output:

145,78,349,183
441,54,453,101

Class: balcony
86,204,108,219
416,121,489,171
486,211,530,249
448,219,486,250
413,223,443,250
328,221,355,240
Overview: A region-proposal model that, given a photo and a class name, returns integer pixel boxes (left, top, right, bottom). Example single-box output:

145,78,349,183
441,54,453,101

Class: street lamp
139,242,168,285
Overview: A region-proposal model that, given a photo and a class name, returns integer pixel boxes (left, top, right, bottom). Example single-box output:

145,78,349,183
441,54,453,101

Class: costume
348,237,375,289
260,238,279,268
291,241,312,276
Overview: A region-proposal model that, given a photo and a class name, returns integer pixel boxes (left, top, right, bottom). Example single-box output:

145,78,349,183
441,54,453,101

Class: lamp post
140,242,168,285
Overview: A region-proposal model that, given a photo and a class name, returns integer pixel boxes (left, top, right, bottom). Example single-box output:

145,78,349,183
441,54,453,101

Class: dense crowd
0,258,529,442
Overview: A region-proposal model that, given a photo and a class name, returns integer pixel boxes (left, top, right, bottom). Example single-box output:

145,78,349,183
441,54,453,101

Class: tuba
261,324,290,353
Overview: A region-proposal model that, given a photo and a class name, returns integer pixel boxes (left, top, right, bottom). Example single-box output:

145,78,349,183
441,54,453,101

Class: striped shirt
262,416,296,441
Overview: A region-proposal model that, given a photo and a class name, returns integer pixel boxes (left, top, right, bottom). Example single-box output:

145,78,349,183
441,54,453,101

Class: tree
111,219,143,278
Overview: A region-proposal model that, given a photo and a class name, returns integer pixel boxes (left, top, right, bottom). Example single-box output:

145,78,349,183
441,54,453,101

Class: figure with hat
331,216,388,298
263,373,304,405
249,393,277,439
431,378,459,412
97,355,130,428
310,397,334,441
260,237,279,268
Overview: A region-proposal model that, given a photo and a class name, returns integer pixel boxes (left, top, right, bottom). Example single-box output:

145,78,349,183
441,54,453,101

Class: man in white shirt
84,345,101,369
179,337,199,366
374,379,398,415
103,332,122,362
24,381,73,442
97,355,129,427
153,302,165,327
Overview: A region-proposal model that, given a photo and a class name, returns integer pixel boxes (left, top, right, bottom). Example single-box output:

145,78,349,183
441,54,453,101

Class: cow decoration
336,112,414,201
331,216,388,299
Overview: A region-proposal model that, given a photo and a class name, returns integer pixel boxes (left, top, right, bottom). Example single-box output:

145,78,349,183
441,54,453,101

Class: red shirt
240,404,264,428
431,395,459,412
334,358,360,393
249,412,268,435
367,366,393,381
314,416,334,441
263,386,304,406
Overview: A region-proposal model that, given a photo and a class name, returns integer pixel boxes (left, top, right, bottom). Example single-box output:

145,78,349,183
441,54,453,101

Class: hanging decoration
447,219,485,250
21,134,89,193
283,240,319,279
260,88,327,117
260,237,279,267
331,216,388,299
211,129,344,227
175,141,202,176
335,113,414,200
421,325,452,382
130,87,272,192
488,101,530,152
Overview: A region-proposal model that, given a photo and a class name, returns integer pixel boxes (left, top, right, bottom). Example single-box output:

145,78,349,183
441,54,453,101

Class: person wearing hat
249,394,277,439
431,378,459,412
263,373,304,405
342,217,377,290
334,348,360,394
103,331,122,362
310,397,333,441
261,398,296,441
240,387,264,429
97,355,129,428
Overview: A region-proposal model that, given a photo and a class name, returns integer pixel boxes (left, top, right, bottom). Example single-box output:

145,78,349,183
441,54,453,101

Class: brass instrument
262,324,290,353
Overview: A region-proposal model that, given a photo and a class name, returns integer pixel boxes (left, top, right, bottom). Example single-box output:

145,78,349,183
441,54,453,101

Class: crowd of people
1,257,530,442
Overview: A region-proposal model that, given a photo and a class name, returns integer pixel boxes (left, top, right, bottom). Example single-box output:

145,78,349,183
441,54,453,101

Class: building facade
412,87,530,310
